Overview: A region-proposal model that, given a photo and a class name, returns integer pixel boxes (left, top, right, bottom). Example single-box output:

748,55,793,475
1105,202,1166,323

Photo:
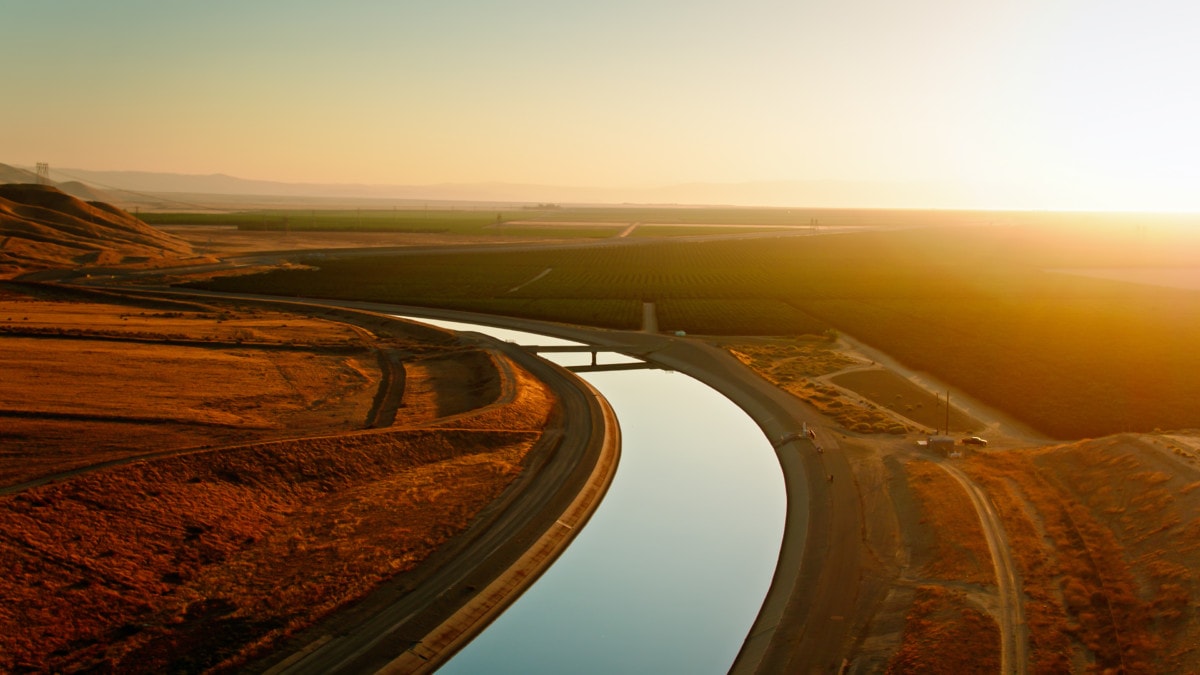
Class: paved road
612,337,865,674
269,300,862,673
19,281,618,674
177,292,1033,674
251,334,613,674
133,289,861,674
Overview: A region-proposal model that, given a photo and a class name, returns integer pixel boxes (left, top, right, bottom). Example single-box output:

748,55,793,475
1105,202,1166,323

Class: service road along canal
410,318,787,674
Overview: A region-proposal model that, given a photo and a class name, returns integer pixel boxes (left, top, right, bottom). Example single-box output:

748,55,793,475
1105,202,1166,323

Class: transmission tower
35,163,50,185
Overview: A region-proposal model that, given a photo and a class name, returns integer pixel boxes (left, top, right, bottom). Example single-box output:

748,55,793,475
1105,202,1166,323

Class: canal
403,318,786,674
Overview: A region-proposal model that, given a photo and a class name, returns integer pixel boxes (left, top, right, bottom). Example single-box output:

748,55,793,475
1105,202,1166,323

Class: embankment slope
0,184,192,277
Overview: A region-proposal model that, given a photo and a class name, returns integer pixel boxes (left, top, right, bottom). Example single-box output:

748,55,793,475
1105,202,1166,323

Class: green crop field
139,205,999,237
140,210,520,234
195,215,1200,439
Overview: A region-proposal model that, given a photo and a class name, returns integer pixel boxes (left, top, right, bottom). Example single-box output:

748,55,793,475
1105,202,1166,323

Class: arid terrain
0,281,562,672
723,336,1200,674
0,184,199,278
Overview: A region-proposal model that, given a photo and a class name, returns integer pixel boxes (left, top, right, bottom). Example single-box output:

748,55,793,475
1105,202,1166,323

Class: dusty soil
0,295,380,488
0,185,194,279
0,286,560,673
724,337,919,435
884,586,1002,675
728,335,1200,674
0,295,365,344
961,435,1200,674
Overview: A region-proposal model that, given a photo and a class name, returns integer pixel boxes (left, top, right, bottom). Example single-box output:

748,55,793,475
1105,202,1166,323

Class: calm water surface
401,318,786,674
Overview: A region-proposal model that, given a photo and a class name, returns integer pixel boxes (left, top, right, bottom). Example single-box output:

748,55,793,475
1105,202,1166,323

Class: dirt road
91,276,1029,672
249,332,619,674
937,460,1028,675
129,289,866,673
28,281,620,673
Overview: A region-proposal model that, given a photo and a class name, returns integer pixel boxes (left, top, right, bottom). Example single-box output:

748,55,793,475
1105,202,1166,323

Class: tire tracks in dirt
0,307,471,502
366,346,406,428
935,459,1028,675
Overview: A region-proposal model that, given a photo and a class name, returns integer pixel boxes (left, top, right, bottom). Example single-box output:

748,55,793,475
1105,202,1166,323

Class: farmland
141,209,510,234
0,287,381,487
196,214,1200,438
831,369,982,434
139,204,989,235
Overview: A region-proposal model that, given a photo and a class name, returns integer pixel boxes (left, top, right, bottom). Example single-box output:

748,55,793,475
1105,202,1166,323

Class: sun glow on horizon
3,1,1199,212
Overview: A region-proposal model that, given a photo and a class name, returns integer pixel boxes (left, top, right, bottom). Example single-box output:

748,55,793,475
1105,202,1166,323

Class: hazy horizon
14,162,1200,214
0,162,1019,210
5,1,1199,211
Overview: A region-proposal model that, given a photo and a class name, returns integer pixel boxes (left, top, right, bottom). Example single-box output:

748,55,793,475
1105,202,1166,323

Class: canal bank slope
616,337,862,674
376,364,620,674
261,339,621,674
54,286,622,675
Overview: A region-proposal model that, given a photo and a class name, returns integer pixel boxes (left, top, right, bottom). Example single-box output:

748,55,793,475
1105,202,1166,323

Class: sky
3,0,1200,210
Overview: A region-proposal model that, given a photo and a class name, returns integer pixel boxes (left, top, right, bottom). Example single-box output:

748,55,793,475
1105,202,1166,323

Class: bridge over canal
520,344,669,374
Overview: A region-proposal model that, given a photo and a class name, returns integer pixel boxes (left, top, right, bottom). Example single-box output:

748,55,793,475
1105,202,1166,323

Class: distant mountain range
0,164,114,203
1,163,949,209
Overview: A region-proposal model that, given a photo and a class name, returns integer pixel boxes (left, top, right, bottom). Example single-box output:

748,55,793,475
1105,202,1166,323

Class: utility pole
945,390,951,435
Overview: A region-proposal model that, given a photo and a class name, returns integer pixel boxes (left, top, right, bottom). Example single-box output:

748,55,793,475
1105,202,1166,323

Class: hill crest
0,183,192,278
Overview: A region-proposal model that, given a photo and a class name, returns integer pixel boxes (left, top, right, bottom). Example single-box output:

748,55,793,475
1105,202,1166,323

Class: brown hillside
0,184,191,277
0,163,40,184
0,164,111,201
964,434,1200,673
0,293,561,671
57,180,112,202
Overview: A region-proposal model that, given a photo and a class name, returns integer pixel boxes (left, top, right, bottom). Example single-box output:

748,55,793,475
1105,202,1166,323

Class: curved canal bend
106,288,826,672
405,318,787,674
77,238,885,673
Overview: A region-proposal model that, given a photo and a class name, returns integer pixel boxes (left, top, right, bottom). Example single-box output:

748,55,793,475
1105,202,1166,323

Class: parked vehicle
961,436,988,446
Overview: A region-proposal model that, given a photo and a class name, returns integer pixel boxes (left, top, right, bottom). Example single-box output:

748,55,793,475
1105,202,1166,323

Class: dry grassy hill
0,289,560,672
0,183,191,278
0,164,114,202
0,164,41,184
959,434,1200,673
851,431,1200,674
54,180,111,202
